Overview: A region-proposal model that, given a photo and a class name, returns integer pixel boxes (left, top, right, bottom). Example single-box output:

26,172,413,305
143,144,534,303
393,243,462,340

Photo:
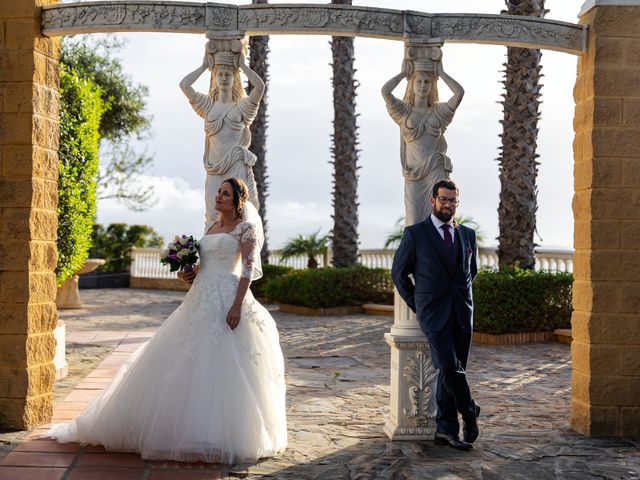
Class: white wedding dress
46,221,287,464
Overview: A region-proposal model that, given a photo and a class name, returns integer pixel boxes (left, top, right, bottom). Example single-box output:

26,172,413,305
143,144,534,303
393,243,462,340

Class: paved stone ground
1,288,638,479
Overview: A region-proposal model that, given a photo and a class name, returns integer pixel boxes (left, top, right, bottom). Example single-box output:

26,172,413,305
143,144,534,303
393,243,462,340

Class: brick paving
0,288,638,479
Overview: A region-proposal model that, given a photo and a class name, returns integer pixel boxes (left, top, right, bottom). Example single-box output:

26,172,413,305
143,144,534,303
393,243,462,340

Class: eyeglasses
436,196,459,206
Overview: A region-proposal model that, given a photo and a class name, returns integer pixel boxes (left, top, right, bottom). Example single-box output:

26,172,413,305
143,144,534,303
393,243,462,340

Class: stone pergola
0,0,638,439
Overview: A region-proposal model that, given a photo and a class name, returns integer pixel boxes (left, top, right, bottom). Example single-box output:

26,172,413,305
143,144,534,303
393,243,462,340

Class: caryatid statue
381,39,464,226
180,31,264,229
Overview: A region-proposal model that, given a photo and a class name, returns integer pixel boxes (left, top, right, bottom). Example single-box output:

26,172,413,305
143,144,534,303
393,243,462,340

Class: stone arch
0,0,637,438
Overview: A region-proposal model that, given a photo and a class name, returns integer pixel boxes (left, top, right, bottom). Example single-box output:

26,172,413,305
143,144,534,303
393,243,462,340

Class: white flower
167,242,175,250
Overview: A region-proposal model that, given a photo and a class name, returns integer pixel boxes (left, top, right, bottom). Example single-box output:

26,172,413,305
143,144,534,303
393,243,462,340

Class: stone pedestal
384,290,438,440
56,258,105,309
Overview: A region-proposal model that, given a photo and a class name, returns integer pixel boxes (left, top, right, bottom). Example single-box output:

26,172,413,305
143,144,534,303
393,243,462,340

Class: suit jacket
391,217,478,334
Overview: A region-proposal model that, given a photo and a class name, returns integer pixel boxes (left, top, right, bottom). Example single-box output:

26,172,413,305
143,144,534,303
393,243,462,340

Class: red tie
441,224,453,250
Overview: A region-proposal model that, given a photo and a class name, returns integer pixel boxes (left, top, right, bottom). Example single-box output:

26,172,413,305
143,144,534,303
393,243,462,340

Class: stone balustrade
130,246,574,278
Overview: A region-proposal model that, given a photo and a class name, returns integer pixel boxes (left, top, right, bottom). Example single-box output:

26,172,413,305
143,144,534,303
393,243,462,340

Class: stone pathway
1,288,638,479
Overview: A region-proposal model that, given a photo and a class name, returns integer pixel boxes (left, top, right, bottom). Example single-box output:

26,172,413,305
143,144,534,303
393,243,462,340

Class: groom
391,179,480,451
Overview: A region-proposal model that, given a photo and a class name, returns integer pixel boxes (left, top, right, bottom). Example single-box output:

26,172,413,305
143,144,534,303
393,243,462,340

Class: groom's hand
177,271,196,284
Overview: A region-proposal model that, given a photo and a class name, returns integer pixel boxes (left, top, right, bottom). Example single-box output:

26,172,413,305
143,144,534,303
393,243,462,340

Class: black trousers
426,311,476,436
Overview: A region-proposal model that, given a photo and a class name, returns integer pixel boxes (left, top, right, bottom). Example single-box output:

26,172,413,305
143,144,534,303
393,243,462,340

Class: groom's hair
432,179,458,197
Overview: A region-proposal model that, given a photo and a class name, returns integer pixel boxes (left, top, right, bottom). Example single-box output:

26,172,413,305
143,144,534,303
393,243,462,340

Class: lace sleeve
239,223,259,280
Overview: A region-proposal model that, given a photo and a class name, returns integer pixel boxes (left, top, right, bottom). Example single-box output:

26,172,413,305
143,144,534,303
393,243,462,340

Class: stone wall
572,3,640,437
0,0,60,429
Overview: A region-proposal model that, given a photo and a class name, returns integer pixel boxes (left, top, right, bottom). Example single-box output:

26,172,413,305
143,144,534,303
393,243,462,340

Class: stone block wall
0,0,60,429
572,4,640,437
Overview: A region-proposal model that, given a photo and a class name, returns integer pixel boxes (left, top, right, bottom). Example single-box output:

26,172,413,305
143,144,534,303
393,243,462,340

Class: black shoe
463,404,481,444
434,431,472,450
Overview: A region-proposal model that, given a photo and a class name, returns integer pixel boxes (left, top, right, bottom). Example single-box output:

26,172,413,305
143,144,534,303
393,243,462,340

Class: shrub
56,66,107,284
90,223,164,272
264,266,393,308
251,264,294,299
473,268,573,334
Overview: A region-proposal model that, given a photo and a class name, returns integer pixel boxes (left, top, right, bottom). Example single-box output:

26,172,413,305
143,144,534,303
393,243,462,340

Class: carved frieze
237,5,404,38
403,351,438,424
42,2,207,35
431,14,585,52
41,2,585,54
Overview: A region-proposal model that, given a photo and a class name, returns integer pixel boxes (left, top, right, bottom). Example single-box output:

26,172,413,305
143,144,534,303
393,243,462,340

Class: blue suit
391,216,478,436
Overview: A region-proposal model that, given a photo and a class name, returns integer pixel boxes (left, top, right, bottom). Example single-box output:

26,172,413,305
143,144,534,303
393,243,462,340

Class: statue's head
209,63,244,101
404,69,438,107
206,37,246,101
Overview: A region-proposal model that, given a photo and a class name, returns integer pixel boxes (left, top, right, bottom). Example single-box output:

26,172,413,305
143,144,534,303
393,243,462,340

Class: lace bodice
199,222,258,280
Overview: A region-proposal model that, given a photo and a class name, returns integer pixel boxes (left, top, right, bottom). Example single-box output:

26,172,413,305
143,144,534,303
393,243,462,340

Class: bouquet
160,235,200,272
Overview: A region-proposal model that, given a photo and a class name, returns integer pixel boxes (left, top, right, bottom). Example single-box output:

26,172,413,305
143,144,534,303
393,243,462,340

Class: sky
92,0,587,250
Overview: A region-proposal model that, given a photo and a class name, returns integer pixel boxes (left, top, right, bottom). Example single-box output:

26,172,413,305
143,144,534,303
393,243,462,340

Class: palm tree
330,0,359,268
247,0,271,264
280,231,329,269
497,0,547,270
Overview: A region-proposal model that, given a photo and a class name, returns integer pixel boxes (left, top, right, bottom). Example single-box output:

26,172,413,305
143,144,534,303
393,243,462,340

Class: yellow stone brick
44,56,59,90
590,374,640,406
572,280,619,313
2,145,58,180
571,367,591,401
0,363,55,397
588,188,640,220
0,177,34,210
619,345,640,376
571,311,590,342
594,98,622,127
591,250,640,281
592,6,640,39
619,283,640,314
0,334,27,365
592,127,640,158
589,313,640,345
28,240,57,270
572,131,584,165
33,114,59,151
620,157,640,188
623,98,640,126
594,35,626,66
0,50,36,83
1,208,30,239
0,302,57,334
0,271,56,303
620,219,640,249
26,332,55,365
33,84,59,118
3,82,34,114
570,398,591,435
594,66,640,98
0,239,31,270
571,249,591,282
620,407,640,437
0,1,40,18
0,112,33,144
0,394,53,430
31,177,58,210
572,341,622,376
4,19,40,50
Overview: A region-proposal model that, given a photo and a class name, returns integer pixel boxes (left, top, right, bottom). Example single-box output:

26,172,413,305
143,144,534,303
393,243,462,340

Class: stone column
572,0,640,437
0,0,60,429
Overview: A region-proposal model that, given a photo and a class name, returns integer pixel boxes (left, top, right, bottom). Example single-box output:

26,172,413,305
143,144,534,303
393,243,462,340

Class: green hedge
56,66,107,284
251,264,294,299
91,223,163,272
473,269,573,334
264,266,393,308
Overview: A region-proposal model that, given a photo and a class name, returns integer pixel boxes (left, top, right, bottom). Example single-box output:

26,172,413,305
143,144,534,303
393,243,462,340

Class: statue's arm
179,57,208,100
381,60,411,104
237,54,265,104
436,62,464,111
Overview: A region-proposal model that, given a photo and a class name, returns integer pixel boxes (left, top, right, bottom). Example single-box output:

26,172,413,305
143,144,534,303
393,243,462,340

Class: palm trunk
330,0,359,268
247,0,271,263
497,0,547,270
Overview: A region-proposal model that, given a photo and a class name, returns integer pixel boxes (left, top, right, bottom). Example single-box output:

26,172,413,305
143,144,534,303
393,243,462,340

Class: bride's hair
222,177,249,219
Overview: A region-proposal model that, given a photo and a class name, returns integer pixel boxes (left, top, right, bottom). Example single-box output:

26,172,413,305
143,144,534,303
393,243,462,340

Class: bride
45,177,287,464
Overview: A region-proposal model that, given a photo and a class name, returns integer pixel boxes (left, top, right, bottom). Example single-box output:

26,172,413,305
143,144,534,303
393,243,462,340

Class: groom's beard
433,206,454,223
